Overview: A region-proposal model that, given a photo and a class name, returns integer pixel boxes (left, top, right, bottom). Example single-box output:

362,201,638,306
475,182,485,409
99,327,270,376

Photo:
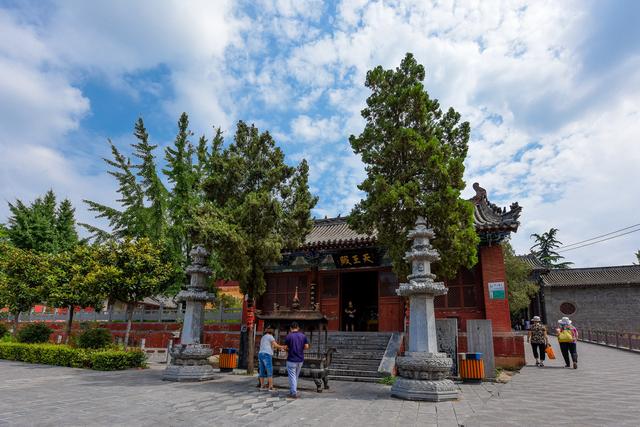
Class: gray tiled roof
301,183,521,249
517,254,549,271
302,217,375,249
541,265,640,287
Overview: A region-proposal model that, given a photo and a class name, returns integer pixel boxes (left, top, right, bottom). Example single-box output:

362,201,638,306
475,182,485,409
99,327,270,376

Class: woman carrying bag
527,316,549,367
557,316,579,369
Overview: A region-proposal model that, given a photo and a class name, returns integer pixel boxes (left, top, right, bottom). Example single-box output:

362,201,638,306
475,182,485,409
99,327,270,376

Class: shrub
77,328,112,349
90,349,146,371
0,342,145,370
17,323,53,343
378,375,397,386
0,323,8,338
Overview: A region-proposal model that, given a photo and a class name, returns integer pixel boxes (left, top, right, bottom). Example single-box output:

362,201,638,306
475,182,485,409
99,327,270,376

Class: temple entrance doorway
340,271,378,331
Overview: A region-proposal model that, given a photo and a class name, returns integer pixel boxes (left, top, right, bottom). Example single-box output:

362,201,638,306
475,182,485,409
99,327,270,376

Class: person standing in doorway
557,316,579,369
344,301,356,332
258,326,286,391
284,322,309,398
527,316,548,367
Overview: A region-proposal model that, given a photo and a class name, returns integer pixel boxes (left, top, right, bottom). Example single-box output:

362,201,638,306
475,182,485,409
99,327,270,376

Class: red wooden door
318,273,340,331
378,271,404,332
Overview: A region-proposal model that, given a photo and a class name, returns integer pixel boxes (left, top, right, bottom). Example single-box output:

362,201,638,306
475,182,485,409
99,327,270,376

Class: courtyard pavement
0,339,638,426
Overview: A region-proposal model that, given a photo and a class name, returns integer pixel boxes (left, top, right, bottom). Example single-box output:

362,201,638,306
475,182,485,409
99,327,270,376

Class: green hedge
0,343,146,371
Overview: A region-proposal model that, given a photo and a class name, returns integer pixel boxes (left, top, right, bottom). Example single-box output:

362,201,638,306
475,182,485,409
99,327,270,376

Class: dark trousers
531,342,546,361
559,342,578,366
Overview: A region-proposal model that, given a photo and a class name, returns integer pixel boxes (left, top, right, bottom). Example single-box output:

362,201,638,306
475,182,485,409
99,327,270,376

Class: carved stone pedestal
391,352,458,401
163,344,216,382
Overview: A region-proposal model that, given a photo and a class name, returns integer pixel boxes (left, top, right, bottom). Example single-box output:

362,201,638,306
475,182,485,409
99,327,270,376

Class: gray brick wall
544,285,640,332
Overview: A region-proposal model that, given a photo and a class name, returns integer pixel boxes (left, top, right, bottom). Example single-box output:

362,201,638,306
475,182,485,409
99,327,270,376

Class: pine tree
7,190,78,253
55,199,79,252
164,113,197,268
196,121,317,373
82,114,219,295
530,228,573,269
348,53,478,280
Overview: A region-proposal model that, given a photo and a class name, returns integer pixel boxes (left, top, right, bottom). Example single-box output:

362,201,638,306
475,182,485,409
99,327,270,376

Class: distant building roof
517,254,549,271
141,296,178,309
541,265,640,288
299,183,521,250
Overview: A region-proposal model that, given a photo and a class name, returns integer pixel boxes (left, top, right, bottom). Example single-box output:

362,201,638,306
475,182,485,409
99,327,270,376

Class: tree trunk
246,300,255,374
65,306,75,344
123,303,134,349
12,311,20,337
108,301,114,324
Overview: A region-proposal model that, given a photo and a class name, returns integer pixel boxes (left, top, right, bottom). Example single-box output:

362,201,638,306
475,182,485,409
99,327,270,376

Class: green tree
197,121,317,373
48,245,105,340
82,114,211,294
6,190,79,253
348,53,478,280
0,224,8,242
88,238,173,347
530,228,573,269
502,241,539,314
635,250,640,264
0,243,52,336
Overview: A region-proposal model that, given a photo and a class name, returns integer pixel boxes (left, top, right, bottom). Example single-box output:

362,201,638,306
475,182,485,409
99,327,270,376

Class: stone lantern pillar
391,217,458,401
163,245,217,381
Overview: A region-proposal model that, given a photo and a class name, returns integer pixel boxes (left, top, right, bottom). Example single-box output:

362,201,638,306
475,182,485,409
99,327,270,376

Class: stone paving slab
1,338,638,426
461,338,640,427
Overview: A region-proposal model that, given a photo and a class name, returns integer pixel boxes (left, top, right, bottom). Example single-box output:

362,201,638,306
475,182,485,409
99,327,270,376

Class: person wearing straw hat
527,316,548,367
557,316,579,369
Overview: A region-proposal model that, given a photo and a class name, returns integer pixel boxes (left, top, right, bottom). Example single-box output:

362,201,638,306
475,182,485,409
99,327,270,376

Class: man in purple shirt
284,322,309,398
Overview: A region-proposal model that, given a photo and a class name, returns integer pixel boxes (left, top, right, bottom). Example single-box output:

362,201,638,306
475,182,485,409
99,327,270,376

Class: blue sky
1,0,639,267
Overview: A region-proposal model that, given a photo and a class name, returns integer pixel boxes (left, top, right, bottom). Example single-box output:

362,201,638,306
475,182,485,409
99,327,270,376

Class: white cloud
291,115,342,143
1,0,639,269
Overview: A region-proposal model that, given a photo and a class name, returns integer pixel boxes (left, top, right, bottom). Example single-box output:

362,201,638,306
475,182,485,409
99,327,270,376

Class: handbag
545,344,556,359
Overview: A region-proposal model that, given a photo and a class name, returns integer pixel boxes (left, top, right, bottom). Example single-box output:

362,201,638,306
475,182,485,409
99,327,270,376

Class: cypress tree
349,53,478,279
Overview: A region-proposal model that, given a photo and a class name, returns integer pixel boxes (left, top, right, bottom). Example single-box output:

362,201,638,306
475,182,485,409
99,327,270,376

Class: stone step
331,354,382,363
328,336,391,342
331,351,386,359
328,338,390,343
329,362,382,371
328,332,393,336
328,345,389,351
328,368,384,378
328,375,383,383
328,341,389,346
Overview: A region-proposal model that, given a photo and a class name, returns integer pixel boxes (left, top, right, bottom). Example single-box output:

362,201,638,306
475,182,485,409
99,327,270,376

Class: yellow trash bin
458,352,484,382
219,348,238,372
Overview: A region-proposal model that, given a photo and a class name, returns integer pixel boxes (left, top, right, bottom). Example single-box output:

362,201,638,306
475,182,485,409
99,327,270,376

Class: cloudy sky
1,0,639,267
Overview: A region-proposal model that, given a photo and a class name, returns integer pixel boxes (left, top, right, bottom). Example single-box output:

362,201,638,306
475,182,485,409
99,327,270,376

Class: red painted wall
478,245,512,332
6,322,241,355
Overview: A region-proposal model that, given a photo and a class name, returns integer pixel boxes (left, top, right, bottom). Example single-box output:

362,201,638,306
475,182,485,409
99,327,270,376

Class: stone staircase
327,332,393,383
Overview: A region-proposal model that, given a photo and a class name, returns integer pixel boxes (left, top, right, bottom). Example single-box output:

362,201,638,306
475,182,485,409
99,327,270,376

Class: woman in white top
258,326,286,391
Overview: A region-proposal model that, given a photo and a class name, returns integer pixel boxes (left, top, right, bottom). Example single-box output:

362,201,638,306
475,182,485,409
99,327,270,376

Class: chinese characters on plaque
332,251,378,268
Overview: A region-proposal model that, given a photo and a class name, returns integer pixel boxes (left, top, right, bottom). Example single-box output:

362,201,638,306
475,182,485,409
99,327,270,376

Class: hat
558,316,572,325
531,316,541,322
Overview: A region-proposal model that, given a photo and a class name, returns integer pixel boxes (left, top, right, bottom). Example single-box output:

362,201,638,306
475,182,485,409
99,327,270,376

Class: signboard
488,282,505,299
332,250,379,268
